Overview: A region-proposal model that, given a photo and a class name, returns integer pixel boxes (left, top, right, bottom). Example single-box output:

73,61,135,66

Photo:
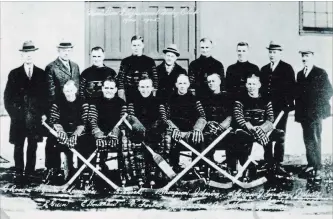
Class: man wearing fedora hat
295,50,333,181
156,44,187,102
4,40,48,183
117,35,158,102
188,38,225,98
44,40,80,175
260,41,296,168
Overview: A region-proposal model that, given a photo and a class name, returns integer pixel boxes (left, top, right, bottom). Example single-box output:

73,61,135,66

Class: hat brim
299,51,314,54
163,49,180,57
57,46,74,49
19,48,39,52
266,47,282,51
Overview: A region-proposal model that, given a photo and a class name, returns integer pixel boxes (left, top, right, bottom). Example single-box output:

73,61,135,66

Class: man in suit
188,38,225,98
226,42,260,99
156,44,187,102
4,41,48,183
117,35,158,102
44,41,81,177
295,50,333,181
260,41,296,165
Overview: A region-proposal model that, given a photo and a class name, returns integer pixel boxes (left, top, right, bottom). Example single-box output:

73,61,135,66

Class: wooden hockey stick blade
238,177,267,188
162,128,232,191
207,180,233,189
144,143,176,179
179,139,267,189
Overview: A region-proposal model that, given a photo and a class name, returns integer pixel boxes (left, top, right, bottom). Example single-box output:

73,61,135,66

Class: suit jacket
45,57,80,104
156,61,187,103
260,60,296,113
295,65,333,122
4,65,48,144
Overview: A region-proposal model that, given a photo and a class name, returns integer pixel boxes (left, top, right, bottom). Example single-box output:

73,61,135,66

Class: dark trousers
14,136,38,174
301,120,322,170
232,129,285,166
45,137,60,169
273,110,289,162
45,135,94,170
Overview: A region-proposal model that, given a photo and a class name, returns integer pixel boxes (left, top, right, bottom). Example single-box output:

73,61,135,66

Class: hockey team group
4,36,333,192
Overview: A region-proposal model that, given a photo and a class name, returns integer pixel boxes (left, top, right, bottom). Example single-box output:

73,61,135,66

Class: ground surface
0,116,332,218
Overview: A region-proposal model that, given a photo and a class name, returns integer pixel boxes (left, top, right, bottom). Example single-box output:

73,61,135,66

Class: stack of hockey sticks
35,113,134,193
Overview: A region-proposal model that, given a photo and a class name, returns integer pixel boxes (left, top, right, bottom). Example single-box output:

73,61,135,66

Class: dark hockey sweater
79,65,117,102
49,96,89,133
160,91,206,131
233,93,274,129
127,94,160,128
89,96,127,134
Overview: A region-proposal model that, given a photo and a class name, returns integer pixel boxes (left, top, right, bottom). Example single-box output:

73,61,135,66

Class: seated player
200,73,235,176
159,74,207,172
233,73,292,181
45,80,89,185
89,76,126,187
127,75,167,185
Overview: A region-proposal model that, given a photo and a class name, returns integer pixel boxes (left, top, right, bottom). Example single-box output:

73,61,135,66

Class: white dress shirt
24,63,33,79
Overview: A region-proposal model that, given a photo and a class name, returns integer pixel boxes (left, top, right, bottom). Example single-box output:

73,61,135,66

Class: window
299,1,333,35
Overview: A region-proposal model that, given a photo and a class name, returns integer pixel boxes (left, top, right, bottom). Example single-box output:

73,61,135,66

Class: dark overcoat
260,60,296,113
295,65,333,122
4,65,48,144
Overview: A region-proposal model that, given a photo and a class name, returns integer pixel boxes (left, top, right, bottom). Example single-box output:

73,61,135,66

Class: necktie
28,67,32,79
304,67,308,77
270,62,274,71
65,62,70,72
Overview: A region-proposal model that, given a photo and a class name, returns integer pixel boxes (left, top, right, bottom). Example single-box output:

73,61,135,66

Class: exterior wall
198,1,332,77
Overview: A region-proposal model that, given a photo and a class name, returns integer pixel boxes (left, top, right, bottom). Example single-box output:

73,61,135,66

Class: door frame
84,1,200,69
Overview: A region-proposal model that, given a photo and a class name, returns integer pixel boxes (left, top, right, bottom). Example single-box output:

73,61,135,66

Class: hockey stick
123,118,177,179
42,121,121,191
39,114,129,192
160,127,233,191
234,111,285,179
177,139,267,189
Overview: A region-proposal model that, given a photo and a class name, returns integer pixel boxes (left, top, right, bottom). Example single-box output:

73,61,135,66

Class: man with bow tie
44,41,81,177
260,41,296,166
4,41,48,183
295,50,333,181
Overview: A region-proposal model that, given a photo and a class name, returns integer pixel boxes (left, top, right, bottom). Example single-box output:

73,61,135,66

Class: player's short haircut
176,74,190,83
91,46,104,53
200,38,213,44
246,72,261,82
237,42,249,47
207,72,221,79
139,73,153,86
102,76,117,87
131,35,144,43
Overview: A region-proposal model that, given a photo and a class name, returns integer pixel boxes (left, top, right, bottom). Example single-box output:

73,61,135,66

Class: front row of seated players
45,73,292,188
